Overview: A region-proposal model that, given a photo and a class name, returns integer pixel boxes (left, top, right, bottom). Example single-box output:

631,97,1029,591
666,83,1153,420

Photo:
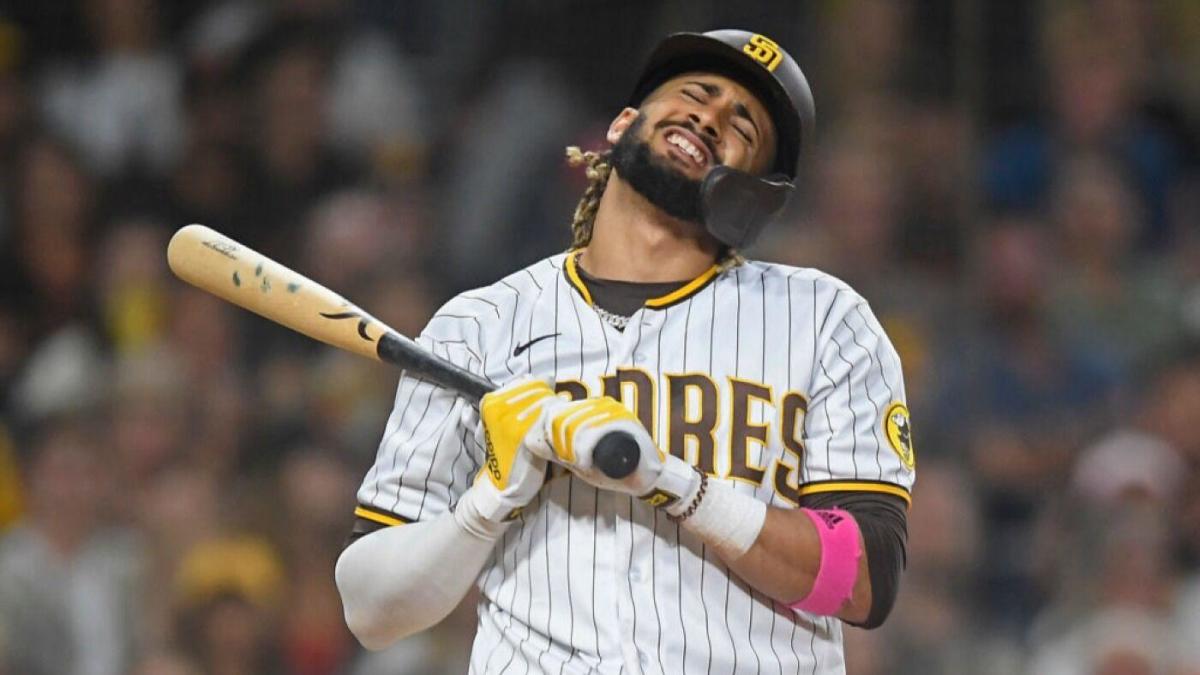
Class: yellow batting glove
460,377,557,526
549,397,638,465
529,396,701,516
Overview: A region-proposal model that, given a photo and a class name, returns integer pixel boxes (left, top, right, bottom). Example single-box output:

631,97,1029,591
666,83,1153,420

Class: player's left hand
467,377,558,523
529,396,701,515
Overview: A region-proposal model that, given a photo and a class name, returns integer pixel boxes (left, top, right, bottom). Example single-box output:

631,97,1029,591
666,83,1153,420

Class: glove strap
639,454,702,513
641,456,768,560
666,471,707,523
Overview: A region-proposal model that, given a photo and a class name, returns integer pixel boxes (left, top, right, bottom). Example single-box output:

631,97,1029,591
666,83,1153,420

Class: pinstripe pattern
354,256,914,674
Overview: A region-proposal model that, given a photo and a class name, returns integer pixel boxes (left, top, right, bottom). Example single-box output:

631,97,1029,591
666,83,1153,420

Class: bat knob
593,431,640,479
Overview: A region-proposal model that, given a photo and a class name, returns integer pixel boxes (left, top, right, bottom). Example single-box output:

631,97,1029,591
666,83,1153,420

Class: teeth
667,132,704,165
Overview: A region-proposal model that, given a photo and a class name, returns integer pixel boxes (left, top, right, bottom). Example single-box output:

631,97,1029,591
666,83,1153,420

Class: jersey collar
563,250,721,310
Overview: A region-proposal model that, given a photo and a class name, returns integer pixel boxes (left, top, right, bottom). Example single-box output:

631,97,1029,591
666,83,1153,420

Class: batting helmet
628,30,815,249
629,29,814,180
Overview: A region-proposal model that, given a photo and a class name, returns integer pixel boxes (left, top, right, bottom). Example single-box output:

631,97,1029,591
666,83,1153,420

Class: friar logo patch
884,402,915,470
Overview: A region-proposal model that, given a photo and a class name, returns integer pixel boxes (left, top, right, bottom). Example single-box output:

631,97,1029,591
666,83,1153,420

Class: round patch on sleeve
883,402,915,470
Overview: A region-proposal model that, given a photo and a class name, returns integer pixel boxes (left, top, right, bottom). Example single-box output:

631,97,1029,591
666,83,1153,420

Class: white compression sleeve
335,490,504,650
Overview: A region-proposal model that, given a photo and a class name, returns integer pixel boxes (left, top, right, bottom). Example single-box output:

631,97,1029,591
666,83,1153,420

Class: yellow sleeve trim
797,481,912,508
354,506,411,527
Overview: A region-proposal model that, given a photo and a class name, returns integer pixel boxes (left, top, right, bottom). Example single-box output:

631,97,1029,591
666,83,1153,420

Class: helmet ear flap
700,166,793,249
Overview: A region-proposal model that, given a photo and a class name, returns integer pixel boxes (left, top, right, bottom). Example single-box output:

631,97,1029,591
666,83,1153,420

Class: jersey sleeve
800,294,915,506
352,302,488,528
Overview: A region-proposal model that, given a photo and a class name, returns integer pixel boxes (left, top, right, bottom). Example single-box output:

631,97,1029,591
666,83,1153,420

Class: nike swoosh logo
513,333,560,357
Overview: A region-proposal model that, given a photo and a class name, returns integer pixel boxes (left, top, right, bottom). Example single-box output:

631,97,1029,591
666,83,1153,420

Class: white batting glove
455,378,557,538
529,396,702,517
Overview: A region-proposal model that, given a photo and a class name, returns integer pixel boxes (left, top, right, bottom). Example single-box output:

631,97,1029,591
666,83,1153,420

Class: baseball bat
166,224,640,480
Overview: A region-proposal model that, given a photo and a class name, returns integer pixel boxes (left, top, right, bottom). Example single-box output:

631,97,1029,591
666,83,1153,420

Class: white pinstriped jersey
353,251,915,675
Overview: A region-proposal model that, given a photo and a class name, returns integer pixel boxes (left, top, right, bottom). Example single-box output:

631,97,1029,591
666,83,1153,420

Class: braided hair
565,146,612,249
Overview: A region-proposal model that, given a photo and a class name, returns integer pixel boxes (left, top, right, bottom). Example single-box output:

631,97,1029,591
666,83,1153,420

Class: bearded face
608,113,706,225
606,73,775,228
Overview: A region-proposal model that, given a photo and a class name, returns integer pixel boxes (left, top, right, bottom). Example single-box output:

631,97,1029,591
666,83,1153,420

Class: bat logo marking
320,310,375,341
203,240,239,259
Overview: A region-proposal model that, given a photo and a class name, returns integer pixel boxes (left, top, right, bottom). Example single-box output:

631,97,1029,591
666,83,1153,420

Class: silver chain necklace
594,305,631,331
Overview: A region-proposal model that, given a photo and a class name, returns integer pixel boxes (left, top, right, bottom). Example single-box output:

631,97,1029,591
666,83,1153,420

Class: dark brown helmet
629,29,815,180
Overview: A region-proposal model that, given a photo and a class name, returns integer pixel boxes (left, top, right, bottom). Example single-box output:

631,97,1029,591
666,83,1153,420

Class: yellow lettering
743,34,783,72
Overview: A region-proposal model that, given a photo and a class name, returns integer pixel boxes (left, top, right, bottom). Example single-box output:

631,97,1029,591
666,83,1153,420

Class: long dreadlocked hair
565,146,612,249
563,146,744,269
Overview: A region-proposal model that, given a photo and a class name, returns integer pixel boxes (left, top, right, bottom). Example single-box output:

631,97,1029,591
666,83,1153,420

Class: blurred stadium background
0,0,1198,673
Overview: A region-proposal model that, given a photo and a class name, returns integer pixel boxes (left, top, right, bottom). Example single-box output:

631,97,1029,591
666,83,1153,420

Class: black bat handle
378,331,494,401
377,332,640,479
590,431,640,479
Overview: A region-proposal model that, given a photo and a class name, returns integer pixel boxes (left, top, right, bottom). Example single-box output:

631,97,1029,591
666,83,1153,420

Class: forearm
335,490,504,649
677,479,906,626
719,506,871,623
531,391,907,626
338,375,563,650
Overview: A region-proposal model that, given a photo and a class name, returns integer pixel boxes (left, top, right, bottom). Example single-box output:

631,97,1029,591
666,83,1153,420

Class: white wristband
679,480,767,559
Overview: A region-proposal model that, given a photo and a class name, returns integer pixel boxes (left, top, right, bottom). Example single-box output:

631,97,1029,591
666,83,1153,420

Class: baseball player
336,30,914,675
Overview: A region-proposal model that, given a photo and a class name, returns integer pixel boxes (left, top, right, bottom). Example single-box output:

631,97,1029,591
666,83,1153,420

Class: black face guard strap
699,166,794,250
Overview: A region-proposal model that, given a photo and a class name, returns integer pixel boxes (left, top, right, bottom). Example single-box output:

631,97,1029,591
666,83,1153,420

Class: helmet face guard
629,30,815,249
700,166,793,250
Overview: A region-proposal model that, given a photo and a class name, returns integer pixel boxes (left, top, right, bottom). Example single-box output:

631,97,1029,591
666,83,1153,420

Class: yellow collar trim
564,250,594,305
644,264,720,308
564,250,720,310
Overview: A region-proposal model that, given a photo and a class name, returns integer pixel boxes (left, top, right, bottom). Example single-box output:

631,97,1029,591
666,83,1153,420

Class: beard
608,114,704,224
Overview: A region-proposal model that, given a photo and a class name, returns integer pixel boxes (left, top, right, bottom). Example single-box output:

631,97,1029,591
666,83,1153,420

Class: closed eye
682,84,755,145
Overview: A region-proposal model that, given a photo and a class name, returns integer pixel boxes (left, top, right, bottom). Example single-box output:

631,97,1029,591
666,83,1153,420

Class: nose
687,112,719,141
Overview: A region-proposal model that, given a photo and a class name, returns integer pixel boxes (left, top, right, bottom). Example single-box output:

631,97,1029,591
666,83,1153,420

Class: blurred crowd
0,1,1197,674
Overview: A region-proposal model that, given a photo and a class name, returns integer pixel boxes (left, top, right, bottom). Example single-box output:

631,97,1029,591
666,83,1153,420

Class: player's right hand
529,396,702,517
468,377,558,523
